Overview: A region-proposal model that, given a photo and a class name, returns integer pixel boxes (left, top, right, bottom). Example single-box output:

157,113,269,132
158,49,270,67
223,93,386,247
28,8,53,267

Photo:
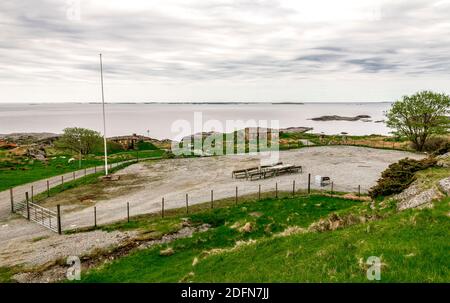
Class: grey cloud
1,0,450,85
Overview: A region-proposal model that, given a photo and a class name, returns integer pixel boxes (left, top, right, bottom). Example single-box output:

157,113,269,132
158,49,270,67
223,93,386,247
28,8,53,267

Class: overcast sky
1,0,450,103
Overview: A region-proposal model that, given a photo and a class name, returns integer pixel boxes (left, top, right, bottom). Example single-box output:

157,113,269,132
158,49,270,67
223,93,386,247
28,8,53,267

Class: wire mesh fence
85,174,371,232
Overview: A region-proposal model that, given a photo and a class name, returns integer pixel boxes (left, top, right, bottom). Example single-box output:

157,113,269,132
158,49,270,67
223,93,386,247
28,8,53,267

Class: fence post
73,171,75,180
210,190,214,209
94,166,97,173
94,206,97,228
84,168,87,177
46,180,50,197
162,197,165,218
57,204,62,235
185,194,189,214
235,186,238,205
258,184,261,201
292,180,295,197
308,173,311,194
331,181,334,195
358,185,361,197
31,186,34,202
126,202,130,222
275,182,278,198
10,188,14,213
61,175,64,187
25,192,30,220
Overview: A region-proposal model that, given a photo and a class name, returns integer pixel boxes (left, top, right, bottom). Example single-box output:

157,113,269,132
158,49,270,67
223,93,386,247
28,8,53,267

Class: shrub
419,137,449,153
137,141,158,151
107,141,125,154
432,140,450,156
369,157,437,199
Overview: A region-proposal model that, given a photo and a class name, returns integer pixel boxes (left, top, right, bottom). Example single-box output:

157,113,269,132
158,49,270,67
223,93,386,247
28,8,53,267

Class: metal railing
13,193,61,234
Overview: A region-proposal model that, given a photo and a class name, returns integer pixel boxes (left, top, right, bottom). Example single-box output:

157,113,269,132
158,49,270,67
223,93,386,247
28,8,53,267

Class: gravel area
58,146,424,230
0,146,424,271
0,221,137,269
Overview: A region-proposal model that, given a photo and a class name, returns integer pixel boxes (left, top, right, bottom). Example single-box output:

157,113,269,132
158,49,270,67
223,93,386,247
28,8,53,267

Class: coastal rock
0,139,17,150
438,177,450,195
310,115,371,122
0,132,59,145
26,146,47,161
436,152,450,168
279,127,313,133
396,184,443,211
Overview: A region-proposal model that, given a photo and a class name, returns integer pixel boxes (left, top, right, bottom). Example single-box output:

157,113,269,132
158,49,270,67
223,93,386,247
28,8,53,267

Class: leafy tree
55,127,103,155
386,91,450,151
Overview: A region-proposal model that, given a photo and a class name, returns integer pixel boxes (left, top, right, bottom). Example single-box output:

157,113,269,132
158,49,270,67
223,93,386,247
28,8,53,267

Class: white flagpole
99,53,108,175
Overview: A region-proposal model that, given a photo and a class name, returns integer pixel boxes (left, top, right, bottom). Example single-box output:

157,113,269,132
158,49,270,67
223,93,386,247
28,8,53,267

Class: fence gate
13,198,60,234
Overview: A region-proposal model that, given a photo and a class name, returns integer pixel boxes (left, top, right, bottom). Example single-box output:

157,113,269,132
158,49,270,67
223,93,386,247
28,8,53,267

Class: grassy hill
77,193,449,283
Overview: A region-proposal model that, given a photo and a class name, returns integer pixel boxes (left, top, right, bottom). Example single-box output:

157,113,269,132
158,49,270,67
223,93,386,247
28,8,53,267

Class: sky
1,0,450,103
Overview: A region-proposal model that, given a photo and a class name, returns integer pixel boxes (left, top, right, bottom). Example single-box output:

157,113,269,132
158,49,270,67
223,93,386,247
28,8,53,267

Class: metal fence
88,173,370,231
8,158,371,234
12,193,60,234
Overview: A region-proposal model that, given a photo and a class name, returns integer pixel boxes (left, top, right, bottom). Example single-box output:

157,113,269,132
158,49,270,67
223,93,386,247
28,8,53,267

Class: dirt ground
0,146,424,271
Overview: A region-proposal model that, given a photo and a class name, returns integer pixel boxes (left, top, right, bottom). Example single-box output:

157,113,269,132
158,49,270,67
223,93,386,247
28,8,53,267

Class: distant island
310,115,371,122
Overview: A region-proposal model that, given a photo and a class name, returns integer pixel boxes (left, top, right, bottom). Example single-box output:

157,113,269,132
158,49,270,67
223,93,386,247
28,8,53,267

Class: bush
432,140,450,156
107,141,125,154
137,141,158,151
369,157,437,199
419,137,449,153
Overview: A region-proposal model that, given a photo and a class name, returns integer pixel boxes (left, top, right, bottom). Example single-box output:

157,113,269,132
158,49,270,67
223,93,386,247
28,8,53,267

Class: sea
0,102,393,140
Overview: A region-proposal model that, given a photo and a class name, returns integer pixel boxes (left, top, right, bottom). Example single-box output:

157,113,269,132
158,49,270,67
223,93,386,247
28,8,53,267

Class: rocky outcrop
395,176,449,211
438,177,450,195
0,139,17,150
26,146,48,161
397,187,442,211
280,127,313,133
436,152,450,168
308,212,381,232
0,133,59,145
310,115,371,122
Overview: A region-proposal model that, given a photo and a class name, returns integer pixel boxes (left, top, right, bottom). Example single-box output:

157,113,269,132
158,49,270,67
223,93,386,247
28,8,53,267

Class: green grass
77,194,449,283
415,167,450,190
32,160,144,204
0,149,165,191
0,266,20,283
77,195,364,282
191,199,450,282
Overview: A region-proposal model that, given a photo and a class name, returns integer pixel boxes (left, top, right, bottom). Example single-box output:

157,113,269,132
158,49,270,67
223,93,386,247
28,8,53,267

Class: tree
55,127,103,156
386,91,450,151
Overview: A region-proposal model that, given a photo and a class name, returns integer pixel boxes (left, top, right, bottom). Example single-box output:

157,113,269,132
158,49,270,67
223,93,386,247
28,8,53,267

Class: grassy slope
0,149,164,191
79,195,362,282
78,194,449,283
192,199,449,282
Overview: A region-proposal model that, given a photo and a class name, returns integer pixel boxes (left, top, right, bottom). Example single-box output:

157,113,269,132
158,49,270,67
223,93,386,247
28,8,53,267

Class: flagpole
99,53,108,175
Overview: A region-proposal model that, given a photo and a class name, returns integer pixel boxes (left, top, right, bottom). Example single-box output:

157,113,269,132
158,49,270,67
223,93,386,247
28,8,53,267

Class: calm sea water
0,103,392,139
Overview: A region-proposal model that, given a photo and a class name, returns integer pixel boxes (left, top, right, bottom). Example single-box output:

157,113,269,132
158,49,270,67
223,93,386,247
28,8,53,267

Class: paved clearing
0,146,424,270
